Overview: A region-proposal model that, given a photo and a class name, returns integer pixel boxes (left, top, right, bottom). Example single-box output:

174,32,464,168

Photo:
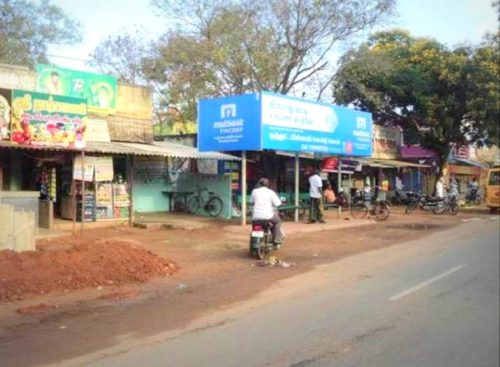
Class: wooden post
80,150,85,235
337,158,342,219
294,152,299,222
72,155,76,235
241,151,247,226
127,155,135,226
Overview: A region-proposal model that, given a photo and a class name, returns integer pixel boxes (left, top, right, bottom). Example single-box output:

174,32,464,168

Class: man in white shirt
251,177,284,246
308,168,325,223
435,176,445,198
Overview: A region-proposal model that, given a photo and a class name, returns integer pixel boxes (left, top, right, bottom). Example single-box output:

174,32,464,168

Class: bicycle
350,195,390,221
187,185,224,217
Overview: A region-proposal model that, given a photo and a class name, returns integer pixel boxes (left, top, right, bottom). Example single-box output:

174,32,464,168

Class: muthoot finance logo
221,104,236,118
213,103,243,134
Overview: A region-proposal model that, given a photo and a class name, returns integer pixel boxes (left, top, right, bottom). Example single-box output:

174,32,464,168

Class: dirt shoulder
0,208,491,367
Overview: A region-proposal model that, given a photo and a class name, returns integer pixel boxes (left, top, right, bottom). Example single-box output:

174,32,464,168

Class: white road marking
389,265,467,301
461,218,481,222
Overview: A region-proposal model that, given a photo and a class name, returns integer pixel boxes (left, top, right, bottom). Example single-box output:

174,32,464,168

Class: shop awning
121,142,241,160
357,158,430,168
0,141,240,161
449,158,489,168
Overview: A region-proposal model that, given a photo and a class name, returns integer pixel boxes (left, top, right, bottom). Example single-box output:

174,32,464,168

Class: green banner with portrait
35,64,117,115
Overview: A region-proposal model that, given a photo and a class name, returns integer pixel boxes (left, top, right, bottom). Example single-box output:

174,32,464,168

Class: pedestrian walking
308,168,325,223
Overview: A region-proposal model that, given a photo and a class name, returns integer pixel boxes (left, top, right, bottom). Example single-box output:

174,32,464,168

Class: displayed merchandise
76,193,96,222
113,184,130,207
95,182,113,219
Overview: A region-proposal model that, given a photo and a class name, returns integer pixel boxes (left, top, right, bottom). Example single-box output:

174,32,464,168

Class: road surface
51,216,500,367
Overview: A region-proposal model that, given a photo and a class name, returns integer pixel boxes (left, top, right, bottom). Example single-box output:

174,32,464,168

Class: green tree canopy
0,0,82,67
333,29,499,169
143,0,395,121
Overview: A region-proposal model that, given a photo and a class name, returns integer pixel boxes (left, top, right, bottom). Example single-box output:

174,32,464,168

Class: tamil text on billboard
260,92,372,156
35,64,117,115
11,90,87,148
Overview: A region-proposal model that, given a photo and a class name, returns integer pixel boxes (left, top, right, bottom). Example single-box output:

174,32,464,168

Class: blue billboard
198,91,372,156
197,93,261,152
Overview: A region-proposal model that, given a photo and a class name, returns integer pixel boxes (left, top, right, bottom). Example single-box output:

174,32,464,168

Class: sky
48,0,499,71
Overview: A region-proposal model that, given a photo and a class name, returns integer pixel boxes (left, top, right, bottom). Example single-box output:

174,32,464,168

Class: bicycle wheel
350,202,368,219
373,202,390,221
187,196,200,214
206,196,223,217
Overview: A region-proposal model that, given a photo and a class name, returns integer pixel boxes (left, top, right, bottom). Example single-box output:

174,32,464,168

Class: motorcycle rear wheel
432,204,446,215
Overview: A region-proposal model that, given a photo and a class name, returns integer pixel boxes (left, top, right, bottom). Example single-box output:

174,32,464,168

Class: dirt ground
0,237,177,302
0,207,494,367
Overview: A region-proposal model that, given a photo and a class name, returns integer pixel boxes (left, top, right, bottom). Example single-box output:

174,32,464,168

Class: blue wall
133,180,172,213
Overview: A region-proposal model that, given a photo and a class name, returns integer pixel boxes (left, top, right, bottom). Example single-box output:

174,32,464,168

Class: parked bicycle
187,185,224,217
350,190,390,221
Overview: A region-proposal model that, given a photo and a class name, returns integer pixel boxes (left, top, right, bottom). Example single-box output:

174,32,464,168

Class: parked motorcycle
465,186,481,205
433,195,459,215
249,220,276,259
391,190,417,206
405,193,448,214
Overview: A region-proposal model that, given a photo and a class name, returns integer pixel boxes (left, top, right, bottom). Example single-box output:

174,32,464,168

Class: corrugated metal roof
357,158,430,168
119,142,240,160
0,140,240,160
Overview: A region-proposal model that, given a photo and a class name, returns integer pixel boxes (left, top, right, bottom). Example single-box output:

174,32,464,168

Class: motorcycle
391,190,416,206
405,193,448,214
433,195,459,215
465,186,481,205
249,220,276,259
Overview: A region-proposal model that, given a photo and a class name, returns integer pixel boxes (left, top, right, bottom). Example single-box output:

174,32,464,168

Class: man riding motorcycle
250,177,284,248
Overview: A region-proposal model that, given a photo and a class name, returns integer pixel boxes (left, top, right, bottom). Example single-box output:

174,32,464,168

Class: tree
88,28,149,84
333,29,500,171
145,0,395,120
0,0,82,67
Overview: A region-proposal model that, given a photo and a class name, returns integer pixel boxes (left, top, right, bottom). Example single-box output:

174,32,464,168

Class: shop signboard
11,90,87,148
0,88,11,140
86,119,111,142
73,155,94,181
94,157,114,182
372,125,402,159
198,91,372,156
35,64,117,115
320,157,359,174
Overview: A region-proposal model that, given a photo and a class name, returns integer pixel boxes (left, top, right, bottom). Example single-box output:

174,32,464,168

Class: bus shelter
197,91,373,224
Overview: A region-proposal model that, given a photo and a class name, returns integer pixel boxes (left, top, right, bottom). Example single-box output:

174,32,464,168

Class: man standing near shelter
308,168,325,223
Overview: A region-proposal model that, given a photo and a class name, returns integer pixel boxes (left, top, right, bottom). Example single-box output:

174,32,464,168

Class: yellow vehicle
485,167,500,213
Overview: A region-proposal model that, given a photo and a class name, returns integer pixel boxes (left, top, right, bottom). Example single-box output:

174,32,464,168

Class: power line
46,54,91,62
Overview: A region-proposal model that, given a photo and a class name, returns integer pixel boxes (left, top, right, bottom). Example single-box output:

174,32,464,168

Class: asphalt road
56,217,499,367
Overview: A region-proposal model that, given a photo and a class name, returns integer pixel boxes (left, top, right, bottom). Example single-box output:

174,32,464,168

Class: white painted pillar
294,152,299,222
241,151,247,226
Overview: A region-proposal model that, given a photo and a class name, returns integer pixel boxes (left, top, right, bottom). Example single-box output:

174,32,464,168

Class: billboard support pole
80,150,85,235
241,151,247,226
294,153,299,222
337,158,342,219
